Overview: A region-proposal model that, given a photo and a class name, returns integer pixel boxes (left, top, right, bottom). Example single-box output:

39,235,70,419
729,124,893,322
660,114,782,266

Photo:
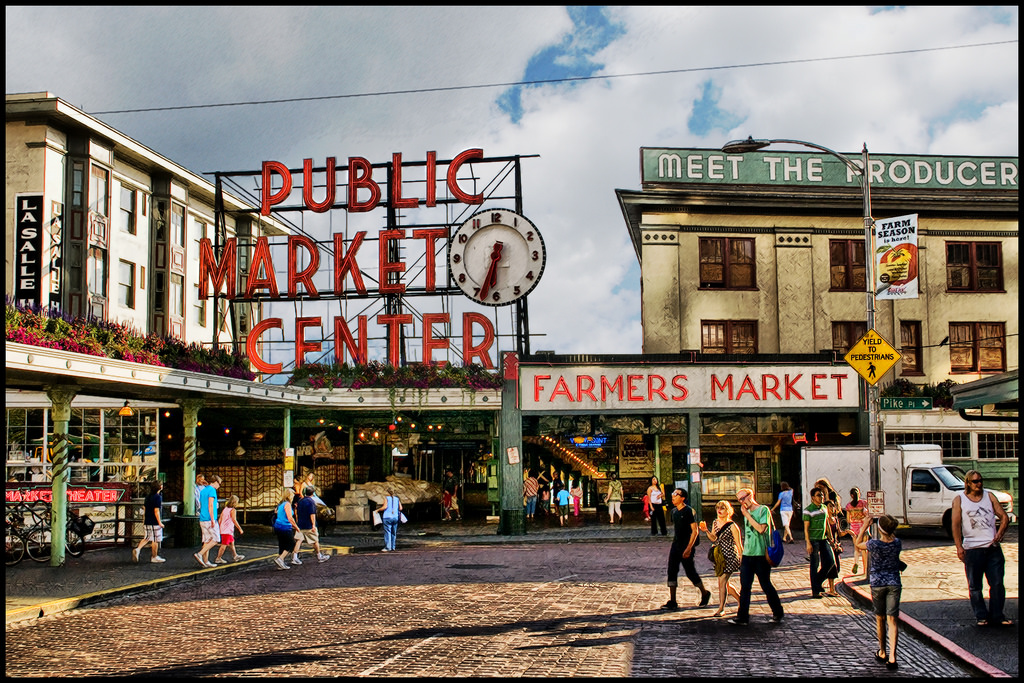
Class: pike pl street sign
844,329,901,386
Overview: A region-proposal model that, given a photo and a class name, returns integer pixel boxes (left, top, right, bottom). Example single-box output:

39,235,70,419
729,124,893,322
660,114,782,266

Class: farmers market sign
642,148,1018,191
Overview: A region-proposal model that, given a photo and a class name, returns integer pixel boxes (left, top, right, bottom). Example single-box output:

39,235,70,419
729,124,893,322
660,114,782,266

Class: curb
4,545,352,627
840,575,1012,678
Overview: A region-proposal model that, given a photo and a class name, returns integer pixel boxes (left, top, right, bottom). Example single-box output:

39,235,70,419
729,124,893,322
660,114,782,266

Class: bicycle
23,504,93,563
5,509,27,565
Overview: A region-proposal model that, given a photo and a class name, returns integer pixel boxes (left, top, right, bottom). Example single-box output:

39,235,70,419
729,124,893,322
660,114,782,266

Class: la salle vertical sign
15,194,44,306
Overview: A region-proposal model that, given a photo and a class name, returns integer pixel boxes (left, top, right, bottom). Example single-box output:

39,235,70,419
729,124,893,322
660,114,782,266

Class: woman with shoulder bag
700,500,743,617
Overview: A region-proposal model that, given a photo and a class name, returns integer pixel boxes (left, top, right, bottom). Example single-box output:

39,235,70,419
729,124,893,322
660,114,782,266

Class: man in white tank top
951,469,1012,627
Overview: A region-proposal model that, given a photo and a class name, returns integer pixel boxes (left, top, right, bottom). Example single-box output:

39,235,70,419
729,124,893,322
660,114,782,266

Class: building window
170,274,184,318
702,320,757,354
900,321,922,374
829,239,866,291
71,162,85,208
120,187,136,235
90,166,109,217
699,237,755,289
118,260,135,309
946,242,1003,292
87,247,106,298
978,433,1018,460
171,204,186,248
949,322,1005,373
193,283,207,327
886,431,971,459
832,321,867,355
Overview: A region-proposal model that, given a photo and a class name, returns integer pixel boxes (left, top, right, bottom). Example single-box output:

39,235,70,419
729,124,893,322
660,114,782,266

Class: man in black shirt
662,488,711,610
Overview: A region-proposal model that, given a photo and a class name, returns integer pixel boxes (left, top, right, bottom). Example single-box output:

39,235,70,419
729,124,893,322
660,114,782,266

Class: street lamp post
720,137,881,495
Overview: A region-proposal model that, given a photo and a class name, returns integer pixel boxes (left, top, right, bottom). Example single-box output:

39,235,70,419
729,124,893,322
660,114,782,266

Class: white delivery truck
800,444,1016,536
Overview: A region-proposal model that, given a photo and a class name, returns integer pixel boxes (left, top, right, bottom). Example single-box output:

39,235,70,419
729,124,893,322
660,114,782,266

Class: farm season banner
875,213,919,300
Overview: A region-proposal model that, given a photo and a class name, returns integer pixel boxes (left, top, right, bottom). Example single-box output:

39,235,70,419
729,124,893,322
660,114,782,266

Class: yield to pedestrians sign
844,329,901,385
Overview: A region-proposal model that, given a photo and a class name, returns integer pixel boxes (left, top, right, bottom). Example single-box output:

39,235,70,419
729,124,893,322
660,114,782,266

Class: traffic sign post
844,329,901,386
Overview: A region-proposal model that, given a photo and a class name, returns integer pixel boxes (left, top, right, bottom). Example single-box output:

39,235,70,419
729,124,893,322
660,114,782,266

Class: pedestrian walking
952,469,1013,627
556,486,571,526
853,513,903,670
770,481,795,543
376,488,403,552
538,483,550,518
605,473,623,524
132,480,165,563
661,488,711,610
214,495,245,563
523,471,539,520
729,487,784,625
193,473,207,515
442,469,461,521
296,485,330,563
647,476,667,536
194,474,221,568
803,486,837,598
550,473,564,516
570,478,583,517
845,487,869,575
700,499,743,617
272,488,302,570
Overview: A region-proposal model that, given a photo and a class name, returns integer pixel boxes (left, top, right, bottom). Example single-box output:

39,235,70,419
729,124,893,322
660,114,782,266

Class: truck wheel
942,510,953,538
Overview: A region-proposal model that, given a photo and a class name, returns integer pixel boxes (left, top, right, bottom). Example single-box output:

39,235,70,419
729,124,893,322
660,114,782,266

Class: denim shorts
871,584,902,616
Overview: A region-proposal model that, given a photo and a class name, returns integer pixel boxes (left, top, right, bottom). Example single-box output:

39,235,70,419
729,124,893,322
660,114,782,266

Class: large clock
448,208,546,306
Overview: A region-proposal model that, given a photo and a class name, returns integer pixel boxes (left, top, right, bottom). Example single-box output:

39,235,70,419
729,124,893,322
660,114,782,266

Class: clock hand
478,241,504,300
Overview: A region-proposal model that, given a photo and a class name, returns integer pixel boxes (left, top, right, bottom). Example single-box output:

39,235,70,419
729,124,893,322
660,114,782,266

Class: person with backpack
729,488,784,625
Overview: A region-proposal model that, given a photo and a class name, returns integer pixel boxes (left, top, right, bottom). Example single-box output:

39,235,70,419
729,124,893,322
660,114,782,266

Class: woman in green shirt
728,488,784,626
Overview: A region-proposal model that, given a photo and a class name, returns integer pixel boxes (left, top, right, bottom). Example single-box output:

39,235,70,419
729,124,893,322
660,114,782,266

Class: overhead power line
91,40,1017,115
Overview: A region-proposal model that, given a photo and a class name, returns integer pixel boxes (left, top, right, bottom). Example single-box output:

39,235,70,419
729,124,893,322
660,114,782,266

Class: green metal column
45,385,79,567
498,352,525,535
178,398,204,514
687,411,703,522
282,407,291,479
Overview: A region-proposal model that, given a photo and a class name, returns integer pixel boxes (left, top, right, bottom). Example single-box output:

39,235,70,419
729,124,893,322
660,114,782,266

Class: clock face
448,208,546,306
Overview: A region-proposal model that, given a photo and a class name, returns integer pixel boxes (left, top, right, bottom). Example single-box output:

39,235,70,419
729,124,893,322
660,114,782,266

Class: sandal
977,620,990,627
990,618,1014,627
875,650,886,663
886,661,898,670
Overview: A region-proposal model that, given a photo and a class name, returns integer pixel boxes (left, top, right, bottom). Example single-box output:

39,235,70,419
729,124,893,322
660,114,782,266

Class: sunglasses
969,478,983,484
736,494,750,503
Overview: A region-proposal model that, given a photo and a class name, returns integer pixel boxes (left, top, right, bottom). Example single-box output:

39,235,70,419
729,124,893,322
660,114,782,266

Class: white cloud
5,6,1018,360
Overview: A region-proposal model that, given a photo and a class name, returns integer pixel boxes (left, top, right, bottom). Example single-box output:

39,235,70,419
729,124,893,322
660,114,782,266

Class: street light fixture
720,136,881,495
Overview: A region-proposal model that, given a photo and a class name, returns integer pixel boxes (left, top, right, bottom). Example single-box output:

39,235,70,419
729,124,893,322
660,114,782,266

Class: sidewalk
5,512,1017,677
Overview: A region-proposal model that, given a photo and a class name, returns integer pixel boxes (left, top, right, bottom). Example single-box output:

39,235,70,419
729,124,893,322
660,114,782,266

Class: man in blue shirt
194,474,221,568
296,485,330,564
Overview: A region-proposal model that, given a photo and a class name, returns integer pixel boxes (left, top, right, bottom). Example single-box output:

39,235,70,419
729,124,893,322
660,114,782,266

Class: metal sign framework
210,153,539,373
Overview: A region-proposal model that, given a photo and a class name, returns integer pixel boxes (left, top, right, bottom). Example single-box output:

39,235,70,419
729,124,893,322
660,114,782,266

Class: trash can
175,514,202,548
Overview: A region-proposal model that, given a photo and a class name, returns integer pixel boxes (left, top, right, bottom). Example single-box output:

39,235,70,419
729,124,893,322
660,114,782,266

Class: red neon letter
784,374,804,400
671,375,689,401
447,148,484,205
247,318,283,374
648,374,668,401
199,237,236,299
412,228,448,291
577,375,597,402
425,150,437,207
811,374,827,400
333,315,368,365
711,375,733,400
736,376,760,400
831,374,846,400
295,317,322,368
347,156,381,212
533,375,551,404
261,161,292,215
333,231,367,295
303,157,336,212
378,229,407,294
462,312,495,368
422,313,450,364
245,236,280,298
390,153,418,209
377,313,413,366
762,374,782,400
288,235,320,298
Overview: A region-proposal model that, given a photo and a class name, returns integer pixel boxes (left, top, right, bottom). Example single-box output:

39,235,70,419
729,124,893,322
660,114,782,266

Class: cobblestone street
5,542,972,677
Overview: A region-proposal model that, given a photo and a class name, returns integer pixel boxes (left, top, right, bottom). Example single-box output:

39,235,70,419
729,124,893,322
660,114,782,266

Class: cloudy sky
6,6,1018,363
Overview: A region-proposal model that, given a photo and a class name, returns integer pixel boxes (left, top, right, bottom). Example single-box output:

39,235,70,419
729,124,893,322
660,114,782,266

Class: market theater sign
199,149,498,374
520,365,860,411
